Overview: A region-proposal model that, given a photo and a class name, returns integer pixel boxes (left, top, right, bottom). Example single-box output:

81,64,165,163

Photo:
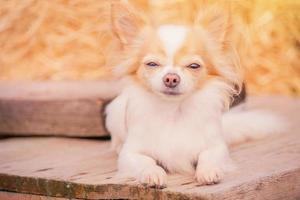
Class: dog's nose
163,73,181,88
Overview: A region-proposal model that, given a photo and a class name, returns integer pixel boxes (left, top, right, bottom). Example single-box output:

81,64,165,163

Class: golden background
0,0,299,95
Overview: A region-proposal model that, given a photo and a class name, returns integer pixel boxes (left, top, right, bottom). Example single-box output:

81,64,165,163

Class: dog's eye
187,63,201,69
146,62,159,67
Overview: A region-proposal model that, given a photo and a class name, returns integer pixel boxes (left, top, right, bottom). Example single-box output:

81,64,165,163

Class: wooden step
0,81,121,137
0,96,299,199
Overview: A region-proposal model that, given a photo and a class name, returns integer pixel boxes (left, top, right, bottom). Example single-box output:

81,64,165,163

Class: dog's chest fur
119,84,223,174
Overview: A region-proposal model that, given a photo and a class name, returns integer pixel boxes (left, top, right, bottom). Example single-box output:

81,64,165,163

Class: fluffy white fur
222,107,286,146
106,78,285,187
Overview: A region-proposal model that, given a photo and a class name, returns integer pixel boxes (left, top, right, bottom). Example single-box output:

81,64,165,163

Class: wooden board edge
0,191,70,200
0,173,206,200
0,98,109,137
2,168,300,200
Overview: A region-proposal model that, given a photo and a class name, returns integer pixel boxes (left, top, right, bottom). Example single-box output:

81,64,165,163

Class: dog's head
111,3,242,101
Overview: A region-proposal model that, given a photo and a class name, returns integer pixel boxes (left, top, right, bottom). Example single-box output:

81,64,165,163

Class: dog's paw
195,165,223,185
139,165,167,189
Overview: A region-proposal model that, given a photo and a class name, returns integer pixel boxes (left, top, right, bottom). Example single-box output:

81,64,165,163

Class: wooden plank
0,191,69,200
0,96,299,199
0,81,122,137
0,98,107,137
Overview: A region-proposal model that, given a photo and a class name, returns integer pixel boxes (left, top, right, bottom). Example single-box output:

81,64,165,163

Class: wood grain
0,96,299,199
0,191,69,200
0,81,117,137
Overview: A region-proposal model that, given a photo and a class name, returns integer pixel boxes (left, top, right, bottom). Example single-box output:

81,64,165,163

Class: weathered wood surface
0,96,299,199
0,81,123,137
0,191,68,200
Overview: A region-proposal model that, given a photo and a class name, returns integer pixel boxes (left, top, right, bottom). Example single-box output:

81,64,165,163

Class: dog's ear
195,5,231,44
111,3,148,45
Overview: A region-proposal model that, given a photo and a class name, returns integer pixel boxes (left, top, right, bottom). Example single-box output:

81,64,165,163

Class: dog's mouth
161,90,182,96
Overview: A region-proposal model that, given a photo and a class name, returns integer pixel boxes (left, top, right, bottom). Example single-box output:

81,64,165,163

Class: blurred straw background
0,0,299,95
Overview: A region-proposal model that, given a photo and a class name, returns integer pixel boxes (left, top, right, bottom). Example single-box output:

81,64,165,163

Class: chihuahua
105,3,284,188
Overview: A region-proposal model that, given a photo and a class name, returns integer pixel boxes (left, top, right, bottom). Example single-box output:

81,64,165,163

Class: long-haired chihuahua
105,2,285,188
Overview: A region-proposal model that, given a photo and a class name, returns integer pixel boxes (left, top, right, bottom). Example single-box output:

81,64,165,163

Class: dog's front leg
118,149,167,188
195,142,230,185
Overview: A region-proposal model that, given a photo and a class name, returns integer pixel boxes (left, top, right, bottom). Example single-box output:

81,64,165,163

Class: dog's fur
105,3,285,187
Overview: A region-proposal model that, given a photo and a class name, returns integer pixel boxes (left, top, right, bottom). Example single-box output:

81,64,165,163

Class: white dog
104,3,285,188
